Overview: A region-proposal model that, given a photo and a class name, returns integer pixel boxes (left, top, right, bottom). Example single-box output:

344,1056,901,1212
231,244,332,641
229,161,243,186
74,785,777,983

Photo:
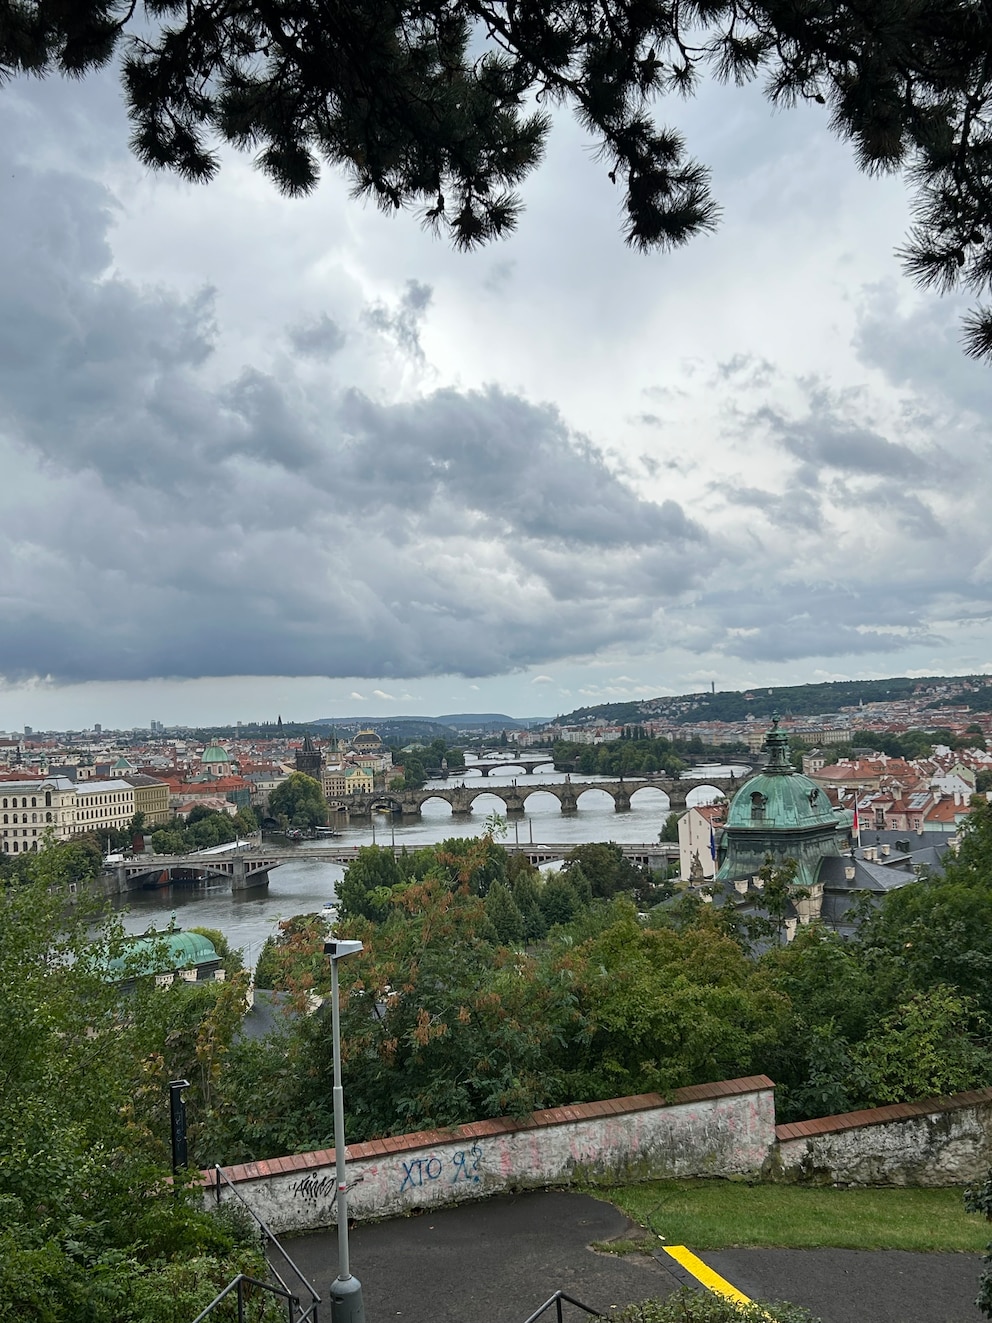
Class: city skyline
3,51,992,732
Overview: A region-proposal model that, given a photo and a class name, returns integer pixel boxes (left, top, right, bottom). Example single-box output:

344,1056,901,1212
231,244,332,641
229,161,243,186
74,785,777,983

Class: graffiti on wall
291,1173,337,1202
399,1145,482,1192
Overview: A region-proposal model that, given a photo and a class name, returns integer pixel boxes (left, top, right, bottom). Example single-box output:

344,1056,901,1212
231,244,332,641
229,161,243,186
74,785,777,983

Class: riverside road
283,1190,984,1323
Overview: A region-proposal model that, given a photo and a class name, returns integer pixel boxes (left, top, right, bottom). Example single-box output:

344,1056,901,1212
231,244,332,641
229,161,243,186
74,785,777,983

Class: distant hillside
557,674,992,728
435,713,547,731
311,716,453,742
311,713,546,737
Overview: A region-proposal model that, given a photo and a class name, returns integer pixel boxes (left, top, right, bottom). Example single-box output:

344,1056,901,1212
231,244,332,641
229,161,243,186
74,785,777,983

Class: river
110,763,749,966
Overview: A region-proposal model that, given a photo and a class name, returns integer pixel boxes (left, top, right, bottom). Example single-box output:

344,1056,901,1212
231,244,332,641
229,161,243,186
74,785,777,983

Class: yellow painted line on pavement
662,1245,754,1305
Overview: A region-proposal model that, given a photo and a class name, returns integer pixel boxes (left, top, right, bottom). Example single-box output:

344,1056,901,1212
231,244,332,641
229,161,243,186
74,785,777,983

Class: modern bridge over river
105,839,680,893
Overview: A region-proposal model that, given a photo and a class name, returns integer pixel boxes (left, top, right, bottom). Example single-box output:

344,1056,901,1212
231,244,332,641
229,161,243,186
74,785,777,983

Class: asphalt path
280,1189,987,1323
701,1247,985,1323
282,1190,679,1323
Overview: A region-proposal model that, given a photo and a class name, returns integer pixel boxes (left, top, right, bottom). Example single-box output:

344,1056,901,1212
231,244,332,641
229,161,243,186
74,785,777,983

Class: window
31,797,36,808
750,791,767,822
46,812,52,823
45,792,51,807
2,815,5,825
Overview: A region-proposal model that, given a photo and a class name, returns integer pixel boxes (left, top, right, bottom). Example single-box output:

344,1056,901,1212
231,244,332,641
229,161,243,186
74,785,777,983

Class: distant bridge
429,757,557,778
105,840,681,892
328,774,744,818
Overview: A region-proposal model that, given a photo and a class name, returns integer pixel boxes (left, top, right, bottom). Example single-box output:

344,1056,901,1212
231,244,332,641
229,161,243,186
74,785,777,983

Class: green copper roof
201,744,230,762
103,931,219,979
724,718,839,832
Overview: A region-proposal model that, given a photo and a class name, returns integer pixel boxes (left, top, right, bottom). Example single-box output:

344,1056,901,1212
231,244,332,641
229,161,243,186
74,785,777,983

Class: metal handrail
521,1290,603,1323
190,1273,299,1323
204,1165,320,1322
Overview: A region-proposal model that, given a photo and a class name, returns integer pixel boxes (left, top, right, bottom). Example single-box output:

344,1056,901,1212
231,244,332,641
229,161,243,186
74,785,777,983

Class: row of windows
1,828,39,838
2,812,53,824
2,840,39,853
1,793,52,809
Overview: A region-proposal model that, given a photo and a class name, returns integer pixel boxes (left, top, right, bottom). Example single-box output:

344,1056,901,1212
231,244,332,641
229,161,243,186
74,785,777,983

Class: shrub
614,1291,821,1323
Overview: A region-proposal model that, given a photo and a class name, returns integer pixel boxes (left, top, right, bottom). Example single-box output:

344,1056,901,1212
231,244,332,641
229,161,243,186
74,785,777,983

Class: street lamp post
324,938,366,1323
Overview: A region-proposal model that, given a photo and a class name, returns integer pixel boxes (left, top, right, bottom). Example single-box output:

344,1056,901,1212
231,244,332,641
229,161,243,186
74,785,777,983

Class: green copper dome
724,719,838,832
102,931,219,979
201,744,230,763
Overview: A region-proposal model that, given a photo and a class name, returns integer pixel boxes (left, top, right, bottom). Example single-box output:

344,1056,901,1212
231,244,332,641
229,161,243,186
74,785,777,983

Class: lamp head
324,939,364,960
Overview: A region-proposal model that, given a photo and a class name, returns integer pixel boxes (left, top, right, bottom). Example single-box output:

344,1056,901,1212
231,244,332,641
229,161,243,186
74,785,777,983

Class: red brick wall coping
776,1085,992,1143
208,1074,774,1187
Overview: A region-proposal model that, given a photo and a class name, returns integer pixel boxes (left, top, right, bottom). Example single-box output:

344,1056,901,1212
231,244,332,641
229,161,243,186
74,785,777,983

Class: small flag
851,798,860,836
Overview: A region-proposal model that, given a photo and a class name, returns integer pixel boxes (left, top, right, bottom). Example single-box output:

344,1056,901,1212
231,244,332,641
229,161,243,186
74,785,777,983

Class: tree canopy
6,3,992,354
267,771,327,828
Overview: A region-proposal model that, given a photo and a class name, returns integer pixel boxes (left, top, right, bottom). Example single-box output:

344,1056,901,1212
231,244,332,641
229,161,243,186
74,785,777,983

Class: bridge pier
449,788,473,817
614,790,631,812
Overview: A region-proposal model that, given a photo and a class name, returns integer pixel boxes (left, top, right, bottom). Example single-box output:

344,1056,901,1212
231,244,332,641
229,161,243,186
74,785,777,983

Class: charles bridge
327,773,744,819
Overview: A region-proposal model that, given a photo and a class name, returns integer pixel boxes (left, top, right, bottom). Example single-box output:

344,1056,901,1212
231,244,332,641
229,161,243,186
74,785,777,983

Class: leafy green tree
539,873,580,928
660,811,682,843
0,848,267,1322
151,827,187,855
561,841,640,898
851,985,992,1107
268,771,327,829
396,754,426,789
253,912,332,1000
187,811,239,849
751,856,809,947
336,844,405,922
485,879,524,946
557,911,791,1100
509,867,548,942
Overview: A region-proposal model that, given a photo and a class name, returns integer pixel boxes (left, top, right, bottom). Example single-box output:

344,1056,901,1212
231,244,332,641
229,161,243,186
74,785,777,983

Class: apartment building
0,775,165,853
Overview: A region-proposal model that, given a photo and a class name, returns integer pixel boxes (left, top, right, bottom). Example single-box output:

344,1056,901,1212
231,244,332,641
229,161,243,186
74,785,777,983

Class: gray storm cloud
0,134,713,684
4,71,992,692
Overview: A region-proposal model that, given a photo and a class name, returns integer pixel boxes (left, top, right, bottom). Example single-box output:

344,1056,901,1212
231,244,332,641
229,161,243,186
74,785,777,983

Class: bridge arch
574,785,619,809
629,784,671,807
685,783,729,808
518,787,564,809
419,792,456,815
369,796,404,814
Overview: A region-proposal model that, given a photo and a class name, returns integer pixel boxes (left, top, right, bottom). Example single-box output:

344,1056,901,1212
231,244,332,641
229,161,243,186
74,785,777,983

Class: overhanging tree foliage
5,3,992,354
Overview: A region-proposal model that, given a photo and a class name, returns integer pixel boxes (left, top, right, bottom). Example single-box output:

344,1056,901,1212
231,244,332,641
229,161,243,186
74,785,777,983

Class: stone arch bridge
329,775,742,819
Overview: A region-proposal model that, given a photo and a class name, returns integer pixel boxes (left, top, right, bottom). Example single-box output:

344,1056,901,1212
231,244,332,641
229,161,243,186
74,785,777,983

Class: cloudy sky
2,49,991,731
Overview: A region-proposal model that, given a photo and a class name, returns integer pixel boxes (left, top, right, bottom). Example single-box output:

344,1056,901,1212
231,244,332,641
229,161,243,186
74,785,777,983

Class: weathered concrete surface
775,1087,992,1186
702,1248,985,1323
207,1082,992,1242
209,1077,775,1235
281,1189,681,1323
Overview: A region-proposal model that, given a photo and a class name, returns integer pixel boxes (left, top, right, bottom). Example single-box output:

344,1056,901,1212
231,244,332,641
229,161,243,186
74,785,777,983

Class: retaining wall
775,1086,992,1186
206,1081,992,1233
208,1075,775,1235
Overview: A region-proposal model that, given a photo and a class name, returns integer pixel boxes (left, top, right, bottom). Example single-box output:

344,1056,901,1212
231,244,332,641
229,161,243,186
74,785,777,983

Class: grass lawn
592,1179,991,1253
